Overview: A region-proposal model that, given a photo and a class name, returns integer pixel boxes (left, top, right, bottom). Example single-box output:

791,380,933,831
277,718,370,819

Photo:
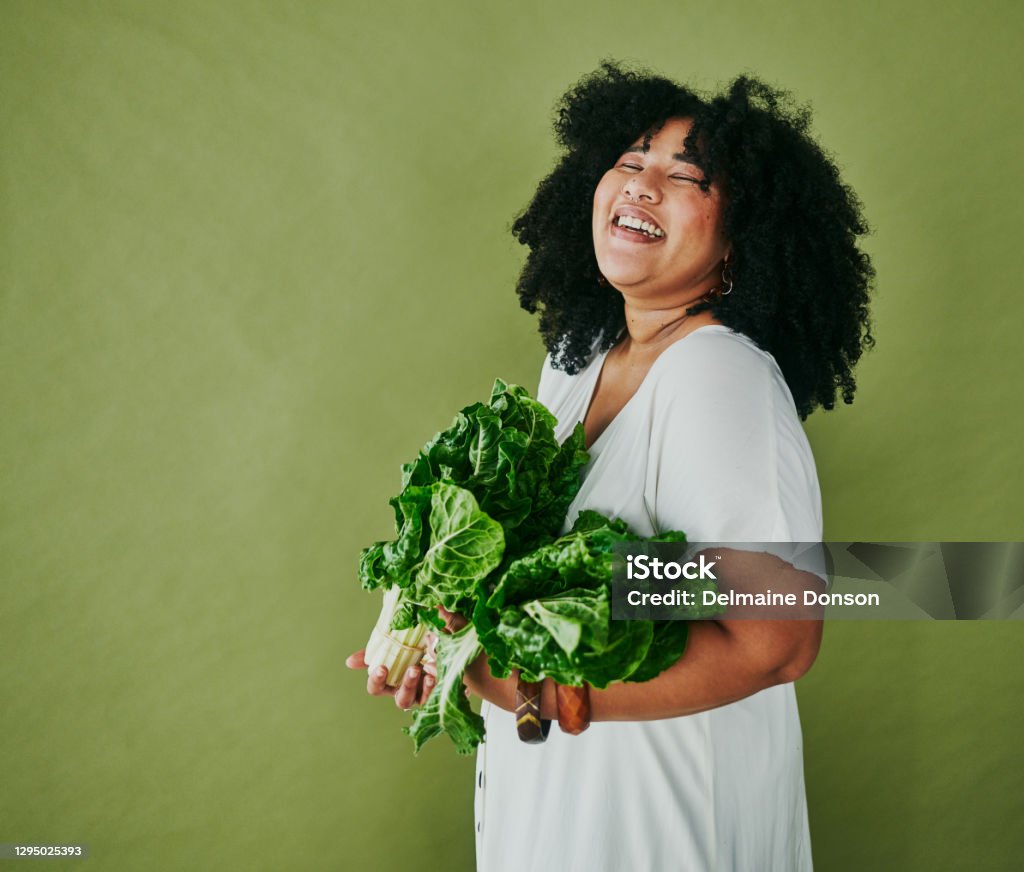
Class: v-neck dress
474,325,822,872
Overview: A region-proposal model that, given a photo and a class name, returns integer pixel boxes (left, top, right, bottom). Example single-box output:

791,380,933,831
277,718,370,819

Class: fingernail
374,666,387,678
407,667,420,680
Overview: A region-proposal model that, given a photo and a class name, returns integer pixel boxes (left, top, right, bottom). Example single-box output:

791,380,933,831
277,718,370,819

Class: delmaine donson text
624,554,881,607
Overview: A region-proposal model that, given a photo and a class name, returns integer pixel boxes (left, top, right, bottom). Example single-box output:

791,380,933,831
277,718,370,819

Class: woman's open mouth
611,214,665,244
609,207,665,244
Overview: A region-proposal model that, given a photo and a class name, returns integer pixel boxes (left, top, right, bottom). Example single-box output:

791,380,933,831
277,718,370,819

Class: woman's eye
670,175,700,184
618,162,642,172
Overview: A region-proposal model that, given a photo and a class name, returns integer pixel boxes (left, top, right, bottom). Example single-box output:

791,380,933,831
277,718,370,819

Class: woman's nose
623,173,660,203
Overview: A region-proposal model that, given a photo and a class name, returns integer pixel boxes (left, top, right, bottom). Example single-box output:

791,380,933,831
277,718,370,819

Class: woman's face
592,117,729,304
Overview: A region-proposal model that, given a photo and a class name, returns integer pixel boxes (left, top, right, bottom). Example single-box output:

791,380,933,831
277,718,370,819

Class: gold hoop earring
720,257,734,296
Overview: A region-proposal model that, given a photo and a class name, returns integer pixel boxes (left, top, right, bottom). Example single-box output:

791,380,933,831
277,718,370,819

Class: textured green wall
2,1,1021,870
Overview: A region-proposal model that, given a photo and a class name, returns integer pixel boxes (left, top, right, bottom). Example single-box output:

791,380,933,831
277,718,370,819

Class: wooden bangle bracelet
514,672,551,744
556,682,591,735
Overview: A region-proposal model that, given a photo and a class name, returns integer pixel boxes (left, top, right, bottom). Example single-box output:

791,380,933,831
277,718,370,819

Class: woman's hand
436,605,468,634
345,606,468,710
345,649,435,711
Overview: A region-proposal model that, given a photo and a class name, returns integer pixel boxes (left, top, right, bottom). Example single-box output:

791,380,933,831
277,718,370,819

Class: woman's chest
583,351,655,450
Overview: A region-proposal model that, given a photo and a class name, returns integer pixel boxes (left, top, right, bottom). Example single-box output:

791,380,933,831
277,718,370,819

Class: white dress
474,325,823,872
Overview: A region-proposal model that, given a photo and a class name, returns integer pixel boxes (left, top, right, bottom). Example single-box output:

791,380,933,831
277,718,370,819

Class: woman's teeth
615,216,664,238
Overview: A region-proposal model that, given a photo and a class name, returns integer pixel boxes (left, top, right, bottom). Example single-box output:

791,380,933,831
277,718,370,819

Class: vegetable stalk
364,585,429,687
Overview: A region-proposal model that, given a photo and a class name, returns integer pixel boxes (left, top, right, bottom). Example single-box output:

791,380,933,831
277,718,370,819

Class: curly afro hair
512,62,875,419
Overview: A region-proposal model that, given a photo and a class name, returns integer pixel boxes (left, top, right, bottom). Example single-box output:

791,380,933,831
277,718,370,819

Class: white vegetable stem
364,585,429,688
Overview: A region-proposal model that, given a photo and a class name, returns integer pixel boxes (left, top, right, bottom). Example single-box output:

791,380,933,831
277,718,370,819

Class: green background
2,1,1021,870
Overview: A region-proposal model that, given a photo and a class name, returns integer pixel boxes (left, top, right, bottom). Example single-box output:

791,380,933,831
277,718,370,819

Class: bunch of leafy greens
406,512,723,754
400,378,589,557
359,379,588,625
474,511,724,689
358,380,721,756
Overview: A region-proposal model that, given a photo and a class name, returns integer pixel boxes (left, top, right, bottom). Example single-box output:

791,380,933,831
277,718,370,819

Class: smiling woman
514,63,874,422
475,62,872,872
349,60,874,872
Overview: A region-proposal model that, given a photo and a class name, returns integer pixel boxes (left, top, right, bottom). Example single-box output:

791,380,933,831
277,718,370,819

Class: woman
349,63,873,870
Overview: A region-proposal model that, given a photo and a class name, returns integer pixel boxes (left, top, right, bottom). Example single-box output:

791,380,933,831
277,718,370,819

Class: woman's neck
618,297,722,356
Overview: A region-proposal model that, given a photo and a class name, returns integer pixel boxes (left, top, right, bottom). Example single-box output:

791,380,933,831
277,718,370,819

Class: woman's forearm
463,615,822,722
592,617,821,720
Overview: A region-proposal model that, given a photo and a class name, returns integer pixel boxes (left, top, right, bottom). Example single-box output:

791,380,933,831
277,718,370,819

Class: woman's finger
346,650,369,670
393,666,422,710
419,672,436,705
367,665,395,697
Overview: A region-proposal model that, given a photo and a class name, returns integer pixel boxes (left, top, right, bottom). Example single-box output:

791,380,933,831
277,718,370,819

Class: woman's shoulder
649,325,797,416
655,324,777,375
644,326,821,542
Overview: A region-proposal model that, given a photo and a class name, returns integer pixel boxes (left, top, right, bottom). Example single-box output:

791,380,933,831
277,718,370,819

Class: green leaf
412,483,506,610
626,622,690,683
522,599,582,655
358,542,388,591
405,625,485,755
581,619,653,688
514,424,590,551
493,606,581,685
570,508,617,535
383,486,434,576
390,601,419,631
651,528,689,545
